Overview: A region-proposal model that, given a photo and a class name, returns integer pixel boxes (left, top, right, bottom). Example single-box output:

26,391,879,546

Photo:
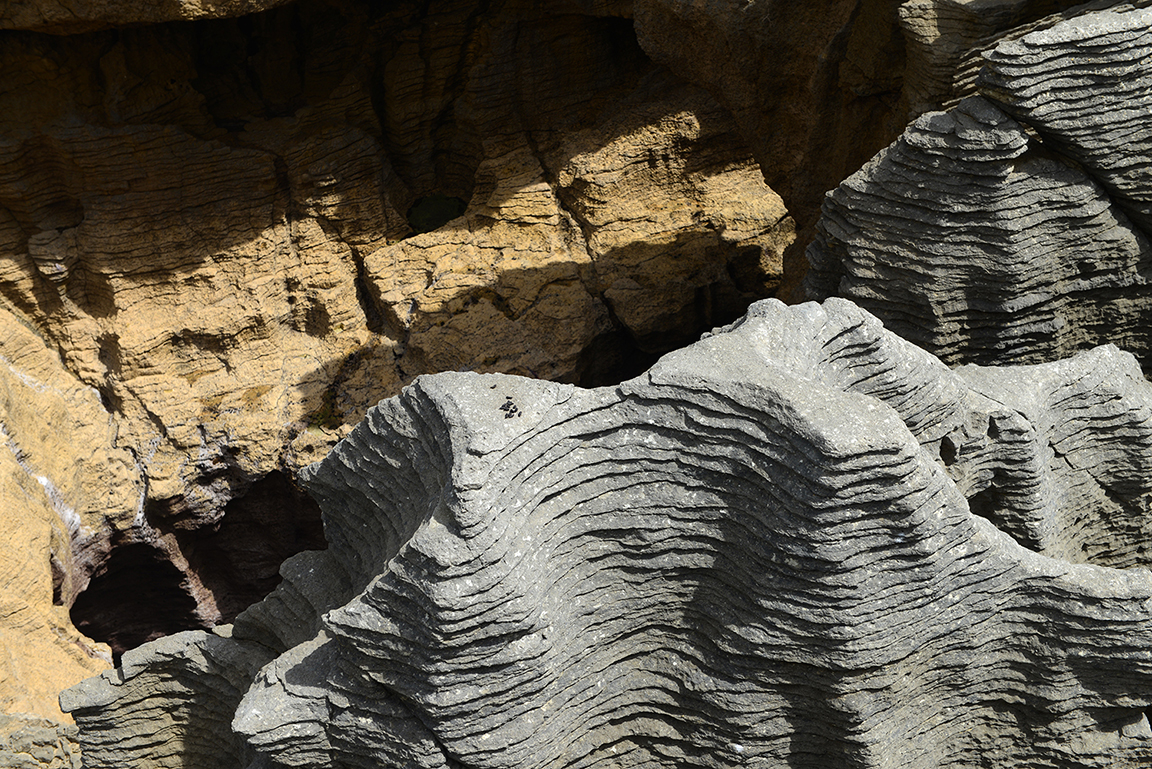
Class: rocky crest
807,1,1152,370
0,0,802,720
62,298,1152,768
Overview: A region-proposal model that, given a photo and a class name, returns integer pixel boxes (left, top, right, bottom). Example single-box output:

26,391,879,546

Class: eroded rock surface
634,0,910,300
0,714,80,769
897,0,1088,117
808,2,1152,371
980,2,1152,230
63,298,1152,768
0,0,792,714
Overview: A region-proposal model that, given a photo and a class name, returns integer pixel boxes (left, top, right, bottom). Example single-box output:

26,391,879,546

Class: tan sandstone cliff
0,0,798,722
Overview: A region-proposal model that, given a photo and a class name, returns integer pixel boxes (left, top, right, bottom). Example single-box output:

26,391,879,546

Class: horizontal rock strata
808,2,1152,372
808,94,1152,367
979,2,1152,230
897,0,1090,118
64,298,1152,768
0,0,792,714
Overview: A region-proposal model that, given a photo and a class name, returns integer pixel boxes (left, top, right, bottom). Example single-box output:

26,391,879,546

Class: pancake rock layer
807,2,1152,371
62,298,1152,768
0,0,794,714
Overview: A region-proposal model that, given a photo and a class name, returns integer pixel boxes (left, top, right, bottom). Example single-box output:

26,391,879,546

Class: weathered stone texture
63,298,1152,768
634,0,911,300
897,0,1087,117
0,714,80,769
808,2,1152,372
0,313,120,721
980,3,1152,230
807,95,1152,367
0,0,791,717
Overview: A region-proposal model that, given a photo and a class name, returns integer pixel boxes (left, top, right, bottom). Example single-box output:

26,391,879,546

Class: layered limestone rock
63,298,1152,768
808,3,1152,371
0,0,296,34
898,0,1152,119
0,313,121,720
979,2,1152,230
0,714,81,769
806,95,1152,367
896,0,1089,117
0,0,793,716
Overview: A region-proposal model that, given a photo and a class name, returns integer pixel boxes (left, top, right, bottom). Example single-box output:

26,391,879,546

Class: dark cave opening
69,471,327,662
178,470,328,624
406,194,467,234
69,542,202,665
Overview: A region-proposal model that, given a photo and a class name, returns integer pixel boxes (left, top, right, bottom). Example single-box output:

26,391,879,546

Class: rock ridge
63,297,1152,768
808,1,1152,372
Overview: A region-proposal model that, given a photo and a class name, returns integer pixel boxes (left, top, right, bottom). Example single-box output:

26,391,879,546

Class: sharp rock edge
807,3,1152,371
61,297,1152,768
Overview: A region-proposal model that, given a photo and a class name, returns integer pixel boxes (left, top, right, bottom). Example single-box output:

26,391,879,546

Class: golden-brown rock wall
0,0,792,721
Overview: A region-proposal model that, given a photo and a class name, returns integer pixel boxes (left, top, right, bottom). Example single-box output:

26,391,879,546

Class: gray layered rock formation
62,298,1152,768
0,715,80,769
980,3,1152,229
808,2,1152,371
896,0,1108,119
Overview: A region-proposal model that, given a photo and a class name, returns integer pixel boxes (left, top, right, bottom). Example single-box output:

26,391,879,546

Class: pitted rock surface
63,298,1152,768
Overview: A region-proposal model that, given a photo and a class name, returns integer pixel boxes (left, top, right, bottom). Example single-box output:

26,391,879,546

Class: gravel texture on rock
63,298,1152,768
0,714,80,768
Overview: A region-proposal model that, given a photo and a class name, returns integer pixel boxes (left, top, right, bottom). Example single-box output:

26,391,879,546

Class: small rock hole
940,435,958,466
406,194,466,234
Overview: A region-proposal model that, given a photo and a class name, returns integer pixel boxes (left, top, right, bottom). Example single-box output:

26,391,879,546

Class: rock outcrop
896,0,1089,118
808,2,1152,371
0,714,80,769
0,0,296,34
0,0,793,716
63,298,1152,768
7,0,1149,737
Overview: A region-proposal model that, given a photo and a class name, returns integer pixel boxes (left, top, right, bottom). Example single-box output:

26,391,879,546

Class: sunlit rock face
0,0,793,715
0,0,297,33
807,3,1152,372
63,298,1152,768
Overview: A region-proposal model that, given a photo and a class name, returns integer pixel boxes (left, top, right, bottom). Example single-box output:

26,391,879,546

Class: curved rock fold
63,298,1152,768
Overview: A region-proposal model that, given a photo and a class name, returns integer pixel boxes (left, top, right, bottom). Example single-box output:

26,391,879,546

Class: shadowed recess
69,543,201,665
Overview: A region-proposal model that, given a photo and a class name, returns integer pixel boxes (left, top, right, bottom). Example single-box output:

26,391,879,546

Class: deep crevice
174,470,328,625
